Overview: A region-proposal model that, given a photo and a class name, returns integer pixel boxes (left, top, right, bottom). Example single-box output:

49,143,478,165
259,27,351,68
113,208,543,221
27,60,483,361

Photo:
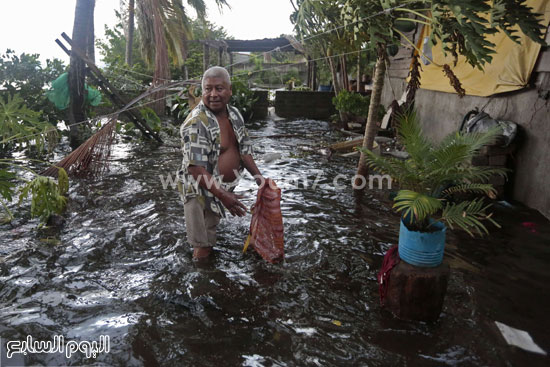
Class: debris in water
495,321,547,355
521,222,537,233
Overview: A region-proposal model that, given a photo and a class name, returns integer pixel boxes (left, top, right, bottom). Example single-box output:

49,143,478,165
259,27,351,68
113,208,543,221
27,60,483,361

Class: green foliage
18,168,68,227
0,162,69,226
361,109,506,236
0,167,16,221
0,168,16,202
0,49,67,123
340,0,546,70
230,77,258,122
252,69,285,86
182,18,231,79
332,90,370,116
292,0,358,92
332,90,385,120
140,107,162,133
118,121,137,137
170,94,191,121
97,15,230,87
0,94,59,154
282,69,303,86
96,15,151,91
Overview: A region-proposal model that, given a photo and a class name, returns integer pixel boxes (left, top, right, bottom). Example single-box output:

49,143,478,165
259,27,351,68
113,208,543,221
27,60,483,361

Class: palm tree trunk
69,0,95,148
125,0,135,66
328,57,341,93
355,49,386,189
356,54,361,92
341,55,349,91
151,0,169,116
87,0,95,63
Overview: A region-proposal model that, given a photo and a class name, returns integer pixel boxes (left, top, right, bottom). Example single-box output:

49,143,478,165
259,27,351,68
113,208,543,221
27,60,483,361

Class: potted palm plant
361,109,506,267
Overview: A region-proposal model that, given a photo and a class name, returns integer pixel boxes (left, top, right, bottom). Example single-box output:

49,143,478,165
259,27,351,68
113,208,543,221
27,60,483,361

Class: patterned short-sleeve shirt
179,101,253,217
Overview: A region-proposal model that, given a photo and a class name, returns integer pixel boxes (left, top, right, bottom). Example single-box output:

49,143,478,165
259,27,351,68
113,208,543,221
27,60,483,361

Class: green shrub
0,94,59,154
18,168,68,226
361,109,506,236
332,90,370,117
230,77,258,121
0,163,68,226
0,49,66,123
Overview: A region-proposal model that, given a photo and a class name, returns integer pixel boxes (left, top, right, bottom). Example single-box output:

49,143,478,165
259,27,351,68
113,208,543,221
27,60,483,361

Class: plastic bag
460,110,517,147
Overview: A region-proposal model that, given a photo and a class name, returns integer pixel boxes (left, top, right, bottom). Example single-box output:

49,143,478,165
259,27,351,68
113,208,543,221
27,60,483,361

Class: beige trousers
184,197,221,248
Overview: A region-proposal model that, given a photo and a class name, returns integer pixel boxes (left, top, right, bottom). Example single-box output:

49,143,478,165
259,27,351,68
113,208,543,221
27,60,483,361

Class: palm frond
186,0,206,18
137,0,203,66
441,183,496,197
211,0,230,11
365,107,508,236
439,126,502,155
435,166,508,184
393,190,443,224
395,109,432,166
362,148,408,179
430,142,472,169
440,199,499,237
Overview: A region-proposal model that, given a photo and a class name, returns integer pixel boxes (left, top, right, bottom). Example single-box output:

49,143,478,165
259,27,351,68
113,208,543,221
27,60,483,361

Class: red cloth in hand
378,246,400,306
247,180,284,263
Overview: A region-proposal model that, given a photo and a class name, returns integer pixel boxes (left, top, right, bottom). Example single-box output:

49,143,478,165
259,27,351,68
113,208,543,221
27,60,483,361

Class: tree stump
384,260,450,322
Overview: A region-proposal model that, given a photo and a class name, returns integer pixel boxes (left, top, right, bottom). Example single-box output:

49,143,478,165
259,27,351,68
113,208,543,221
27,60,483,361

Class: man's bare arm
188,165,247,217
241,154,264,185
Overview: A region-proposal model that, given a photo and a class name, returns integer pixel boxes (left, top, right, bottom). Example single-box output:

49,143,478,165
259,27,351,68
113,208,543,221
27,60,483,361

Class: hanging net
46,72,102,110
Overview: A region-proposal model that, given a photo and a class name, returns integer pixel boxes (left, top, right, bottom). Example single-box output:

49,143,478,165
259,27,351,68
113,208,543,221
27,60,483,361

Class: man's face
202,77,232,114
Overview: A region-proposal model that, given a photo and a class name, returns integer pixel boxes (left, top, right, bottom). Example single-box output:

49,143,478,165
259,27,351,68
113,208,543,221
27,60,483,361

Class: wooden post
229,52,234,76
341,55,349,91
312,60,317,91
384,261,450,322
357,54,361,92
203,43,210,72
218,48,223,66
125,0,134,66
307,57,312,90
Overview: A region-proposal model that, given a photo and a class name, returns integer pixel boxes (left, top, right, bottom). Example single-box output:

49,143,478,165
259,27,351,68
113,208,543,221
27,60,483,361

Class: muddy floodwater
1,117,549,366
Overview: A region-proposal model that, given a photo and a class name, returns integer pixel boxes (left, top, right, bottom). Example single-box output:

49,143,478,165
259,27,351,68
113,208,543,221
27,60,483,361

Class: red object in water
521,222,537,233
378,246,400,306
245,179,284,263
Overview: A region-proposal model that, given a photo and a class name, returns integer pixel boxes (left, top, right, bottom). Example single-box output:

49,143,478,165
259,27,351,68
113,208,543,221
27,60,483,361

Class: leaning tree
68,0,96,148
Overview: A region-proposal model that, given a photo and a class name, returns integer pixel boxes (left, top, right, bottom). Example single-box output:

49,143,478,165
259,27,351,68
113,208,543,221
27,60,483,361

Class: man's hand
219,190,247,217
255,176,277,189
254,175,265,187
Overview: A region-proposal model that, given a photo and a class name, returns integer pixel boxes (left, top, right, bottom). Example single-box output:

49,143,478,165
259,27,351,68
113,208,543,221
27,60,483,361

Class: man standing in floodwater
179,66,265,260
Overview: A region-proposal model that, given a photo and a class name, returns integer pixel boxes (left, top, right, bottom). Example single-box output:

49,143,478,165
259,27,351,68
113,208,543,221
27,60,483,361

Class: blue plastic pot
398,219,446,267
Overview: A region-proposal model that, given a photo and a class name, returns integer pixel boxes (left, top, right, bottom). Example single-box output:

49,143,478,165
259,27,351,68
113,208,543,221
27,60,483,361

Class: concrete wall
275,91,337,120
251,91,268,120
381,41,550,219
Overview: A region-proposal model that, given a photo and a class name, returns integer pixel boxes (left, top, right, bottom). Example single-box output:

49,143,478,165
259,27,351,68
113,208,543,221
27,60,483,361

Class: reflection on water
1,118,549,366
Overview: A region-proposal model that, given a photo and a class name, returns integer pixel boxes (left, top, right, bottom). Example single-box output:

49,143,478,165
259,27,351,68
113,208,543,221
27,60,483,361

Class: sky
0,0,296,65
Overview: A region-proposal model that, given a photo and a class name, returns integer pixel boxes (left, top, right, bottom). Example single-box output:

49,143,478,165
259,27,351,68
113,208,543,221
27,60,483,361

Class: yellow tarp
417,0,550,97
